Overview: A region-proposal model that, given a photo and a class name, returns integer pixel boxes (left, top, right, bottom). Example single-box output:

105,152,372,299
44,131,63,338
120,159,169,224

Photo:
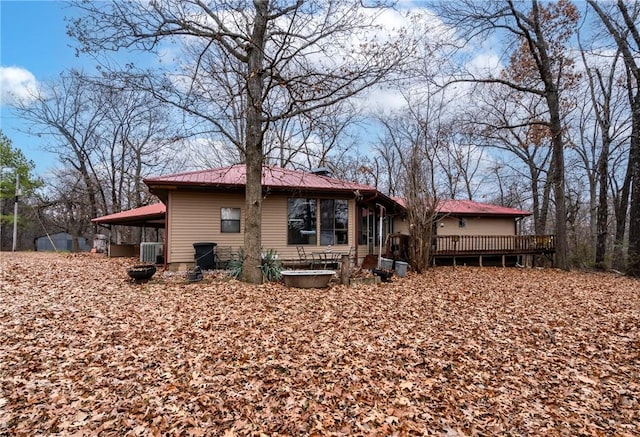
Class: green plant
228,248,283,282
260,248,282,282
228,248,244,279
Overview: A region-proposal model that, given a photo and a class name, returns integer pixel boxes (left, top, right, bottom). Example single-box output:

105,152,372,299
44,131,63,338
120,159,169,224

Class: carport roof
92,203,166,228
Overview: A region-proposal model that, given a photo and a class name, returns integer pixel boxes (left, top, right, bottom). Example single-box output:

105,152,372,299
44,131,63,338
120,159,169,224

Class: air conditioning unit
140,242,163,264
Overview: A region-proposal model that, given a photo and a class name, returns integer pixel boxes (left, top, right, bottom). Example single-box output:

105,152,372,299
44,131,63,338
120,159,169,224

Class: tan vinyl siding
261,196,288,256
434,217,517,252
393,217,410,235
167,191,357,267
437,216,516,236
393,216,518,238
168,192,245,264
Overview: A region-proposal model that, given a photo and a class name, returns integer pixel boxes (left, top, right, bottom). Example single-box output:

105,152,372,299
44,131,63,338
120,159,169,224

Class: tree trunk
405,144,437,272
595,130,611,269
587,0,640,274
75,159,99,223
71,232,80,252
613,163,631,269
530,164,545,235
242,0,268,284
627,92,640,276
547,93,569,270
528,0,569,270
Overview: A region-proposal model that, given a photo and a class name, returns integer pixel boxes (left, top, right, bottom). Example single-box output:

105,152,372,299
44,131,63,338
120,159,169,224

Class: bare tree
587,0,640,276
610,142,633,268
13,71,108,224
432,129,486,201
373,96,441,270
12,71,181,246
69,0,422,283
575,41,631,269
92,82,180,212
371,134,403,196
436,0,581,270
464,84,554,235
375,112,429,198
330,154,381,188
404,141,438,273
265,99,362,171
486,160,530,210
44,168,95,251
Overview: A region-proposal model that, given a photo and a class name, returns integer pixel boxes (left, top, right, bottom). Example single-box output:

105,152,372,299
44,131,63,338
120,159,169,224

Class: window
221,208,241,233
458,217,467,228
288,198,317,245
320,199,348,245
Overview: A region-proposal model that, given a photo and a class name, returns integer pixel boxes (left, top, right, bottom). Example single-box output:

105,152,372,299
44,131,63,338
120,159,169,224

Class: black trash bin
193,242,217,270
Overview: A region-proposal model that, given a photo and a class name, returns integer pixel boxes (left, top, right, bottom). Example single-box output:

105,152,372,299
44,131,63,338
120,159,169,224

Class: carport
92,203,166,261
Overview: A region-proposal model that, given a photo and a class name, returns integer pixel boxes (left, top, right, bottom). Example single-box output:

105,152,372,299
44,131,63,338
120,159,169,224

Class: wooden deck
431,235,555,267
433,235,555,256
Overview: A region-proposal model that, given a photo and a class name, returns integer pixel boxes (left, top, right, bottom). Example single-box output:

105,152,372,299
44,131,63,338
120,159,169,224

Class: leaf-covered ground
1,252,639,436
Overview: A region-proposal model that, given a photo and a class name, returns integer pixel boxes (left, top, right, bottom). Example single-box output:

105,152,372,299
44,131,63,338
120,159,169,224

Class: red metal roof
144,165,377,193
439,199,530,216
92,203,166,227
392,197,530,217
111,167,528,226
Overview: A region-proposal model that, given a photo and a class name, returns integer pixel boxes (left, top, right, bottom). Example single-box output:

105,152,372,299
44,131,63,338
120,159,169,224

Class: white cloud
0,66,39,106
466,53,504,77
358,85,411,115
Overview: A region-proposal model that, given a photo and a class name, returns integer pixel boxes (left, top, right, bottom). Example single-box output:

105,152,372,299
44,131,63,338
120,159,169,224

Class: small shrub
228,248,283,282
260,248,282,282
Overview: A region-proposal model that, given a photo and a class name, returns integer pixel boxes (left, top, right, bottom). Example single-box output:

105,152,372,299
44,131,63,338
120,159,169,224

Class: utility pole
12,171,19,251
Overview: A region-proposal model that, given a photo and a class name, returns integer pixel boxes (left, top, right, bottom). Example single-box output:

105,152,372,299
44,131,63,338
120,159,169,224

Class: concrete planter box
349,276,381,287
281,270,335,288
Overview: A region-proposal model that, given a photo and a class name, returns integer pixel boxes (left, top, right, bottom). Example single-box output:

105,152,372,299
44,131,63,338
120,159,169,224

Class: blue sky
0,0,500,180
0,1,435,177
1,0,90,175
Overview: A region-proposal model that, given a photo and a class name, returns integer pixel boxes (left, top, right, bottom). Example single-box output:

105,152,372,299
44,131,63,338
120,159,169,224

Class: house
141,165,402,270
93,165,555,270
391,198,554,266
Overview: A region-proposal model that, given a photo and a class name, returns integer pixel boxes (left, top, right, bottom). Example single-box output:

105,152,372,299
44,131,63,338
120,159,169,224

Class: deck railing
433,235,555,256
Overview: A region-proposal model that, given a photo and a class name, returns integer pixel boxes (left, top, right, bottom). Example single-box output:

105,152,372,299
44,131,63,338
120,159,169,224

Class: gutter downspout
163,196,169,271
